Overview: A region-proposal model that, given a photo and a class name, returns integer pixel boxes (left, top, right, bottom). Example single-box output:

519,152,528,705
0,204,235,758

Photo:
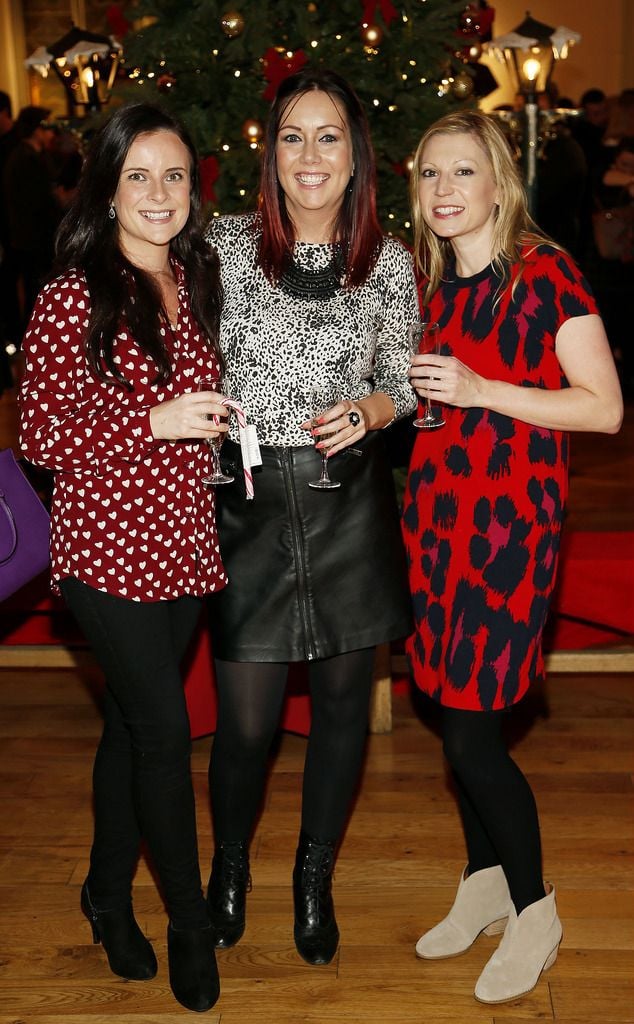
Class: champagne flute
308,386,341,490
407,320,445,430
197,377,234,485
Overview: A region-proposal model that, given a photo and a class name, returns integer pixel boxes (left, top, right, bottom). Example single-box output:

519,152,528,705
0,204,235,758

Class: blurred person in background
3,106,58,336
0,91,19,390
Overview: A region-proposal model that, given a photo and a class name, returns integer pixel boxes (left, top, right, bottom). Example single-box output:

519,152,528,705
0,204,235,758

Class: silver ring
348,411,361,427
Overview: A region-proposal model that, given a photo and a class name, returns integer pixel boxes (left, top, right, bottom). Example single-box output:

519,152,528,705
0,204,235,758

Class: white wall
0,0,29,109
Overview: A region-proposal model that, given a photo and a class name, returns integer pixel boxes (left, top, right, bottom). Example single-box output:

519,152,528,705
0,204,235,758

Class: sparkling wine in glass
197,377,234,485
308,386,341,490
407,320,445,430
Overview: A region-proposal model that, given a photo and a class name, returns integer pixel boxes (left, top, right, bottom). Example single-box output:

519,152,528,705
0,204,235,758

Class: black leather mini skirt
209,432,412,662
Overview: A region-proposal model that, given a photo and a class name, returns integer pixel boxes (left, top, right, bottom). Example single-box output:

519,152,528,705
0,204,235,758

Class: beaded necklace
278,245,344,300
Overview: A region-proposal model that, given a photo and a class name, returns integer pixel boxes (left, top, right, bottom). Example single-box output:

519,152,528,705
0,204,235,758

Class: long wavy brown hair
55,103,222,389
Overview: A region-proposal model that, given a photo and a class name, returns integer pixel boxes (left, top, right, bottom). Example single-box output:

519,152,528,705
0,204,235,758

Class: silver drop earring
108,204,116,221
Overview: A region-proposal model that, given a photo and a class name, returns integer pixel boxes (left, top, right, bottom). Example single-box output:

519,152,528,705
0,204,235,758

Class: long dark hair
55,102,222,388
257,68,383,288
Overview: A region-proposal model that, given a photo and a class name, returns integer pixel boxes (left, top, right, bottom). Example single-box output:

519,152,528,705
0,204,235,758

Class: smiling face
417,131,499,263
112,130,191,266
275,89,354,238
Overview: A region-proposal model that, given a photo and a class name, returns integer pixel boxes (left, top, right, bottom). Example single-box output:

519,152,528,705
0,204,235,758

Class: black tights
61,577,207,929
442,706,545,914
209,648,375,846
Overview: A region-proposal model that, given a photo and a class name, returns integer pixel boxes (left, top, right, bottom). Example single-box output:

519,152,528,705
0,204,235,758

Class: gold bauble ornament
451,71,474,100
307,1,317,10
241,118,263,143
221,10,245,38
361,23,383,46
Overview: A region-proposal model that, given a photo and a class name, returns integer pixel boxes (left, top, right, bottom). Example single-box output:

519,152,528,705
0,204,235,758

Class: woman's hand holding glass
304,387,341,490
149,387,230,445
407,321,446,429
196,377,234,485
409,346,486,415
300,388,366,489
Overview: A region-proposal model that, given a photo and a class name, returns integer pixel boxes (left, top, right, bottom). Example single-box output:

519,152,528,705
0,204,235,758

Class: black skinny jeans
61,577,208,929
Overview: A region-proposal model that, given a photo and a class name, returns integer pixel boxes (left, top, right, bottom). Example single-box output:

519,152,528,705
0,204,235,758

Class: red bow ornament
262,47,308,102
362,0,398,29
106,3,130,37
199,156,219,205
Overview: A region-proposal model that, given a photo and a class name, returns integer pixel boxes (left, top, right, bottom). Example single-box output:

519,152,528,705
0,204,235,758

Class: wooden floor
0,668,632,1023
0,387,633,1022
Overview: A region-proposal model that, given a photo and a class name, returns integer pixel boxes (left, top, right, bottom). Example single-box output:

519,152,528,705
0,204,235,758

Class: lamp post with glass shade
25,26,122,118
485,15,581,217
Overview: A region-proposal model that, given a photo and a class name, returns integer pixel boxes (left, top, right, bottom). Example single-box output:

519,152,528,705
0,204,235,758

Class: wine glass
308,386,341,490
407,320,445,430
197,377,234,485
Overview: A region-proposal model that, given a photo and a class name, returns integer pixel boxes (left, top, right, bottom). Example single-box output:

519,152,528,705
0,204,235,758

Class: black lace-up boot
206,840,251,948
292,830,339,965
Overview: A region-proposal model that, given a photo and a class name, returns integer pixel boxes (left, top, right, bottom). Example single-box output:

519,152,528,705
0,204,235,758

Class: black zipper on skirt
279,448,317,661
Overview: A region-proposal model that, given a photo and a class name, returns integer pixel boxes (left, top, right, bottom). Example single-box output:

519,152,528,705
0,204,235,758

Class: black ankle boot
81,881,157,980
167,922,220,1012
293,830,339,965
207,840,251,948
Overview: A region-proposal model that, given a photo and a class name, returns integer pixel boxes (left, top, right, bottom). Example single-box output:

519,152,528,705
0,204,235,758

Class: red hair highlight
256,68,383,288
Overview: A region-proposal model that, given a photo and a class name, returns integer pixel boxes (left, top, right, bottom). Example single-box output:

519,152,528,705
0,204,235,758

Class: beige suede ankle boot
474,883,562,1004
415,865,512,959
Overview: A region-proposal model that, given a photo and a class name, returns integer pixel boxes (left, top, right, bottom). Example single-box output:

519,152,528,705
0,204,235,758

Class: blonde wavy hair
409,110,558,304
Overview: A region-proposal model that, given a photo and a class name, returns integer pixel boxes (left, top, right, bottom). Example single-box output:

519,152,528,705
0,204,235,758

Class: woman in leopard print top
204,69,418,967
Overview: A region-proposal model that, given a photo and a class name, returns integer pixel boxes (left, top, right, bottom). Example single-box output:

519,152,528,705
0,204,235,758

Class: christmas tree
119,0,477,235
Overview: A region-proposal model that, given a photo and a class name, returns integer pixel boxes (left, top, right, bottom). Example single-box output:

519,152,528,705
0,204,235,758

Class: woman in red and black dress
403,111,622,1005
19,104,227,1013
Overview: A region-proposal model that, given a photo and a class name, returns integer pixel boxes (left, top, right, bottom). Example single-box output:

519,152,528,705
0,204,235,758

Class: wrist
357,393,395,431
149,405,163,439
477,376,499,411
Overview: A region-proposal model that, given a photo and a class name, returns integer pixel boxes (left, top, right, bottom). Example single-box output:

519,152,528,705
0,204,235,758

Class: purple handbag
0,448,50,602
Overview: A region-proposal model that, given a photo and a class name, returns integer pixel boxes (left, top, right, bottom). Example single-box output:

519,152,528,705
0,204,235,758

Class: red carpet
543,529,634,649
2,532,632,738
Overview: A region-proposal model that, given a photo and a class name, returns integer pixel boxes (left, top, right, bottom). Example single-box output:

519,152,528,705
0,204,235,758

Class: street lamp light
25,25,122,117
486,14,581,216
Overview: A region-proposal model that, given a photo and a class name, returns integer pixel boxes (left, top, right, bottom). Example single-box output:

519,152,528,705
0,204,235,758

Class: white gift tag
243,423,262,466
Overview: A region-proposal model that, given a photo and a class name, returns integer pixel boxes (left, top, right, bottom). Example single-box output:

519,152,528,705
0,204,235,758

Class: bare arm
410,314,623,434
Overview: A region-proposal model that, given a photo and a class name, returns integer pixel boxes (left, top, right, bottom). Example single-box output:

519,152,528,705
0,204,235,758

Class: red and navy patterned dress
402,244,598,711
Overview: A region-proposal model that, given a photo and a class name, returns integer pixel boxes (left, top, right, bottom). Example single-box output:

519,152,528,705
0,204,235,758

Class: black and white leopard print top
205,213,419,447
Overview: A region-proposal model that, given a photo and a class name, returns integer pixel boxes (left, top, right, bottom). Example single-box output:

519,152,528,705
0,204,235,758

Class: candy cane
221,398,255,500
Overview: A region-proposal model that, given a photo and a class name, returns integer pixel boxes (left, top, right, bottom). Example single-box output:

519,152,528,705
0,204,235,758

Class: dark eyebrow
278,123,345,133
121,165,188,173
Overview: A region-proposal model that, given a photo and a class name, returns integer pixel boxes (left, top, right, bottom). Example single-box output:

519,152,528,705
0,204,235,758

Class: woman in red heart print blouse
19,104,226,1013
403,111,623,1006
